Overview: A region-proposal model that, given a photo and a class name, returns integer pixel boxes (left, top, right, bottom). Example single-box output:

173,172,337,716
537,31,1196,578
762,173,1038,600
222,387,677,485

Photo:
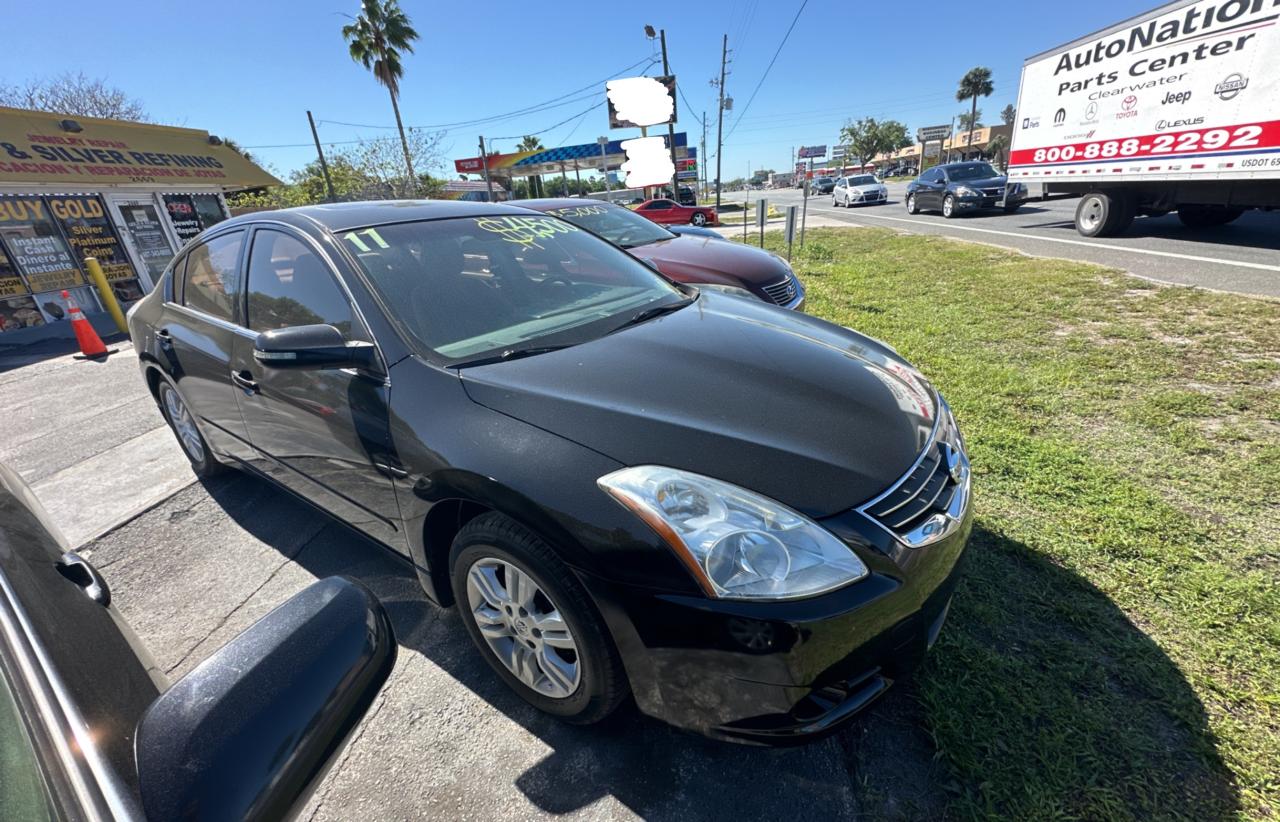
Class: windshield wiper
450,344,572,369
606,297,694,335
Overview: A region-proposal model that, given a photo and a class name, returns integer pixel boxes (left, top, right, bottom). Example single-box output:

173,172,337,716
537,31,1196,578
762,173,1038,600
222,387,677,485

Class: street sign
831,145,847,158
917,124,951,143
797,145,827,159
784,205,798,245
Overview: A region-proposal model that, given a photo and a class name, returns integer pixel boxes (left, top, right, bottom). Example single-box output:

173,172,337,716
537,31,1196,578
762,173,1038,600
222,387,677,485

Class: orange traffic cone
62,290,114,360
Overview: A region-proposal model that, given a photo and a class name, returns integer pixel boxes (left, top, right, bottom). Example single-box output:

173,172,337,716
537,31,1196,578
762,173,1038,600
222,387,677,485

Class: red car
634,198,718,227
516,198,804,310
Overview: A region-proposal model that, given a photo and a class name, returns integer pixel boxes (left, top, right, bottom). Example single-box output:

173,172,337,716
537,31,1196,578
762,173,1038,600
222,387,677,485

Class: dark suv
905,161,1027,218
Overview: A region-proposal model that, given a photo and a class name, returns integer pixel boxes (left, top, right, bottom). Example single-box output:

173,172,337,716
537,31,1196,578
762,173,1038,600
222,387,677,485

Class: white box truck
1008,0,1280,236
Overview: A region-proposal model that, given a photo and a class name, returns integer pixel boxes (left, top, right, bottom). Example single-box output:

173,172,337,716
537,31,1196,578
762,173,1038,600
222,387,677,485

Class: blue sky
2,0,1162,182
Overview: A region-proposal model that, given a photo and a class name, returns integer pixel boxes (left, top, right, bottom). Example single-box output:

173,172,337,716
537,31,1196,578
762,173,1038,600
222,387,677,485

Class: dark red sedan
517,199,804,309
634,198,718,227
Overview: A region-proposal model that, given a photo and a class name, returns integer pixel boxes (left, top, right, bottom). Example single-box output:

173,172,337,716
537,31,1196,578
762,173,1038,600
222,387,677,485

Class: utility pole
700,112,708,201
598,137,612,195
714,33,728,211
659,29,680,198
306,111,336,203
478,136,495,202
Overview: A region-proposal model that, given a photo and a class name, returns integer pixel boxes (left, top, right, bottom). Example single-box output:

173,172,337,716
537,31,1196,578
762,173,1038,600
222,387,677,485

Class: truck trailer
1008,0,1280,236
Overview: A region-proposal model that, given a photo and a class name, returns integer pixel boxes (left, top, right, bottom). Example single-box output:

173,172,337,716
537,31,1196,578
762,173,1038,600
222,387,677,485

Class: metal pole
479,136,495,202
715,33,727,211
701,112,708,201
560,162,569,196
307,110,336,203
801,158,810,248
660,29,680,198
598,137,612,194
743,190,748,242
946,116,955,163
573,160,581,195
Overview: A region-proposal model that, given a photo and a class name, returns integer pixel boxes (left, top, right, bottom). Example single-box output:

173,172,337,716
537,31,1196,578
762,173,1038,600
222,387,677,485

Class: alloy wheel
162,386,205,462
465,557,581,698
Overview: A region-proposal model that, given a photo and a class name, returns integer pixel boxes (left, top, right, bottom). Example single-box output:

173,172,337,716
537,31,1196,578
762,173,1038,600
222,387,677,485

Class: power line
725,0,809,140
489,98,604,141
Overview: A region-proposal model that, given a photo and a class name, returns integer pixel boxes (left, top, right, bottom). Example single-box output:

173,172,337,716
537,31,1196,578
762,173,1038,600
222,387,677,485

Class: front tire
1075,191,1134,237
905,193,919,215
942,194,957,218
158,381,226,478
450,512,628,724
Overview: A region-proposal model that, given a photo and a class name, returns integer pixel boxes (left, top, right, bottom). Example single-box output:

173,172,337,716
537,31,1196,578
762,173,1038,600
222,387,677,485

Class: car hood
850,183,886,193
627,236,790,288
459,292,937,517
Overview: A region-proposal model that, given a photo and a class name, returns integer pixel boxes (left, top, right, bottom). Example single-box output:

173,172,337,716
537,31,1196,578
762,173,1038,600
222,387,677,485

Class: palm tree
956,67,994,152
517,135,544,197
343,0,420,195
985,134,1009,171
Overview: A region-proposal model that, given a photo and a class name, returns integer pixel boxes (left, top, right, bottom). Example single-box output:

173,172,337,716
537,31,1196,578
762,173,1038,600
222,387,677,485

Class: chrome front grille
762,275,798,306
858,403,971,547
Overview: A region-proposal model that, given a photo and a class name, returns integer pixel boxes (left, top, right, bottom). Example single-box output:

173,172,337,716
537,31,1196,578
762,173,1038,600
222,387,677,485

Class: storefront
0,106,279,343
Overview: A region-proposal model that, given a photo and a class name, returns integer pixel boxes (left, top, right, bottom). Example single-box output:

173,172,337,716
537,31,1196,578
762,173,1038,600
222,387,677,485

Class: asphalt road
755,184,1280,298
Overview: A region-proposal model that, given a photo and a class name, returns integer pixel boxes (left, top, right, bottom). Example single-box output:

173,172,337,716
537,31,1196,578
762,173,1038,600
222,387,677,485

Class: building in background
0,106,279,344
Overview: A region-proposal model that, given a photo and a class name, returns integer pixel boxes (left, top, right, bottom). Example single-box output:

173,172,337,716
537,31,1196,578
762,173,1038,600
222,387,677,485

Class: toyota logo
1122,95,1138,111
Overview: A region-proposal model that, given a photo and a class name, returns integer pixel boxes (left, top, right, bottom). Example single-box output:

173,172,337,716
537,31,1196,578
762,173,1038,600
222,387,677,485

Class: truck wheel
1075,191,1129,237
1177,205,1245,228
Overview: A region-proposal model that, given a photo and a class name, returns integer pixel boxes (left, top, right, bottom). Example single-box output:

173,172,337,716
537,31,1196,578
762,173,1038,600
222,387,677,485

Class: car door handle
231,370,259,394
56,551,111,606
373,460,410,480
156,328,173,348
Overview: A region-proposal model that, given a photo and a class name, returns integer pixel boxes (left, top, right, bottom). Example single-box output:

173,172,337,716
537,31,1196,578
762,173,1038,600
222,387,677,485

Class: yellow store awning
0,106,280,191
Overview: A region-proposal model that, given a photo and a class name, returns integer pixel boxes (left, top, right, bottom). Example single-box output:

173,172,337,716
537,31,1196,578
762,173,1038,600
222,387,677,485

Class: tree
986,134,1009,171
956,67,994,151
957,109,983,133
517,135,546,197
343,0,421,195
0,72,148,121
1000,103,1016,127
840,118,911,170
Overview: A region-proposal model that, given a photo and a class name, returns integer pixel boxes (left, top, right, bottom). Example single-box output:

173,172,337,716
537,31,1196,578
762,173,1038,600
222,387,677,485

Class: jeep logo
1161,90,1192,106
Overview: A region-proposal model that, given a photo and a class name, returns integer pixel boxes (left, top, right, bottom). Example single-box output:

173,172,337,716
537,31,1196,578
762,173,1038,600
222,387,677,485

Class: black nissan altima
128,200,972,743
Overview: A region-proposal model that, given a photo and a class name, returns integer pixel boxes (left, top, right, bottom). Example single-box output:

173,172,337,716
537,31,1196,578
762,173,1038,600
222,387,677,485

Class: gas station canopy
456,133,693,179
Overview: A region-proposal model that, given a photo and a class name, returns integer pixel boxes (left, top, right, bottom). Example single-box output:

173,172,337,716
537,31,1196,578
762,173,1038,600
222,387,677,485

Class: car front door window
245,230,355,336
183,232,245,322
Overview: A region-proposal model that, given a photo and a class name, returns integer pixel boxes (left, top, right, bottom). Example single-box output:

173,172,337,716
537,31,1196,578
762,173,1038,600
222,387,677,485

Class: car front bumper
580,503,972,744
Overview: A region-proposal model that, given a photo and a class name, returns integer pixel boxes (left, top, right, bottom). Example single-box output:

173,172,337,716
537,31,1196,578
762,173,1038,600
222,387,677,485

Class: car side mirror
135,577,396,822
254,324,378,372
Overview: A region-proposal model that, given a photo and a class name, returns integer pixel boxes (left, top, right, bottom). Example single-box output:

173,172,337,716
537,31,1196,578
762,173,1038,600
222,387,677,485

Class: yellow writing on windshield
474,216,578,249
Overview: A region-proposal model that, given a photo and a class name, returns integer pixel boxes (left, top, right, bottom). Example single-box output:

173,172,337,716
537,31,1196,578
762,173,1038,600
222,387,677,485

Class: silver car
833,174,889,207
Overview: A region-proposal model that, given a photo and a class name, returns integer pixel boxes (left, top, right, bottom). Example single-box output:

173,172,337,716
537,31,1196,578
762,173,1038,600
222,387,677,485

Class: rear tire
450,512,628,724
157,381,227,478
691,212,708,227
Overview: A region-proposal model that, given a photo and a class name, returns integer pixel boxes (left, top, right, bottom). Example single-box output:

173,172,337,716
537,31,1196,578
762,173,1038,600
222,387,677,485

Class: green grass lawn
757,228,1279,820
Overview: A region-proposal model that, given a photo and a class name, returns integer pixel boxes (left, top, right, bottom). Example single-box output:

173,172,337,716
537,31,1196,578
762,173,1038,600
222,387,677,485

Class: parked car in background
905,161,1027,218
0,461,395,820
633,198,718,227
811,176,836,194
519,198,802,308
834,174,889,207
129,199,971,744
657,185,698,206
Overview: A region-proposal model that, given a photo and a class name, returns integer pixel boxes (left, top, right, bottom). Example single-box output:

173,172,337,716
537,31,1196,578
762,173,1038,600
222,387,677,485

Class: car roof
219,199,549,233
515,198,612,212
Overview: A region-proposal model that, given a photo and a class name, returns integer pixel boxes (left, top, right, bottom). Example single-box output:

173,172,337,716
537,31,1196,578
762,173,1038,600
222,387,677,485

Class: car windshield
948,163,1000,181
539,202,675,248
340,215,685,363
849,175,878,186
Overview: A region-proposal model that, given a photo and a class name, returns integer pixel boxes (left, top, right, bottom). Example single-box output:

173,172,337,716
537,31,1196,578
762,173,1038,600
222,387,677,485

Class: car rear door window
245,229,353,336
182,231,245,322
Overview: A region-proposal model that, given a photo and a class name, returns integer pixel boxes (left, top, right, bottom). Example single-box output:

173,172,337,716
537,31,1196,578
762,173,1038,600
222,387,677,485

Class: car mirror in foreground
254,324,379,371
135,577,396,822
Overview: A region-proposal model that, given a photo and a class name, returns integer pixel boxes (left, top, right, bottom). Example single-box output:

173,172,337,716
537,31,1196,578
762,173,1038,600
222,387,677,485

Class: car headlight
697,283,763,301
954,185,979,197
598,466,869,600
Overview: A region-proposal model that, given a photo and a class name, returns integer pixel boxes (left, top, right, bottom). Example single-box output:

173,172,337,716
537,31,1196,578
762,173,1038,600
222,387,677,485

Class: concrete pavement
0,342,193,546
754,184,1280,298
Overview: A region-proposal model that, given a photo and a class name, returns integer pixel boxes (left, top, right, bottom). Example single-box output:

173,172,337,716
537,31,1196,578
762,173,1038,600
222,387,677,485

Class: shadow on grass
200,473,1238,820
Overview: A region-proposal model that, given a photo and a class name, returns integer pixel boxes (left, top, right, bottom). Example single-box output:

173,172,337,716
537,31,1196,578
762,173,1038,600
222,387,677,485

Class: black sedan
905,161,1027,218
128,200,972,743
0,461,395,819
811,176,836,194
